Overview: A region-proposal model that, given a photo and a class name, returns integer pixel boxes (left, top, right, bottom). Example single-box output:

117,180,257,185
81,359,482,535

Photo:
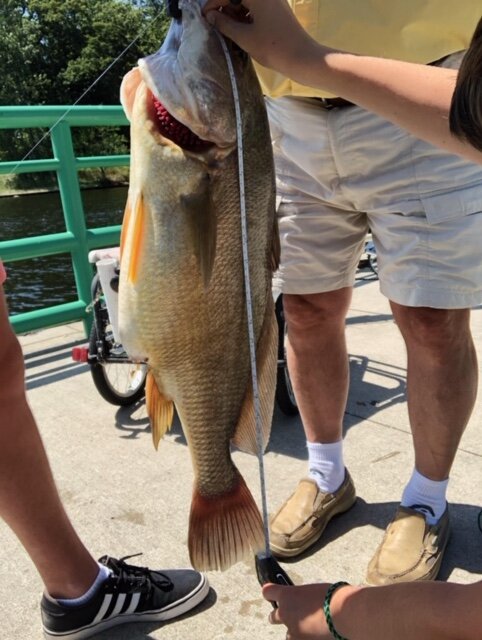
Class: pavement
3,269,482,639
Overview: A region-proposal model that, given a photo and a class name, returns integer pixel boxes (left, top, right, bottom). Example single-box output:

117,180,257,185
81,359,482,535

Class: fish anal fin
232,295,278,455
127,194,146,284
188,471,264,571
145,371,174,450
180,174,217,288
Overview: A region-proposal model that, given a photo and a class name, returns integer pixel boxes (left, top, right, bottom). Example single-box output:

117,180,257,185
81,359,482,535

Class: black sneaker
41,554,210,639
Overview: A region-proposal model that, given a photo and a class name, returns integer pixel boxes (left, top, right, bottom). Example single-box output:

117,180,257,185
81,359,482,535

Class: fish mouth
151,94,214,153
137,0,238,152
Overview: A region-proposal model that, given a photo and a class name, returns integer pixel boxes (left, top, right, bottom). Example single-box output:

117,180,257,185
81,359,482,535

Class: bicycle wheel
88,295,147,407
274,295,299,416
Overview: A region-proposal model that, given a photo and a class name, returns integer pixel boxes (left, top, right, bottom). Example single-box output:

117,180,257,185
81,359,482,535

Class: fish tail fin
146,371,174,450
188,471,265,571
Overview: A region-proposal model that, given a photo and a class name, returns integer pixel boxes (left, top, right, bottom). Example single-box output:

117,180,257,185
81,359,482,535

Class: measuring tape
216,32,294,596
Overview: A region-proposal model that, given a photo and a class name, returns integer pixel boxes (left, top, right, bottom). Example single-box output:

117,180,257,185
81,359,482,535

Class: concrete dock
3,271,482,639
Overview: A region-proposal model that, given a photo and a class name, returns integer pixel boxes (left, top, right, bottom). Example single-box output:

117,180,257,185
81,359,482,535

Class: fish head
134,0,249,155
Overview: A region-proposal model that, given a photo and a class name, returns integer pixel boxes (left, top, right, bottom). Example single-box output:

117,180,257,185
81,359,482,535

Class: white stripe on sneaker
124,593,141,615
92,594,112,624
109,594,126,618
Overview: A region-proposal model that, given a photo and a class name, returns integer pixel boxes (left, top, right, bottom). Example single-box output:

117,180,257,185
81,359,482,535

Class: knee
393,306,471,350
283,289,351,332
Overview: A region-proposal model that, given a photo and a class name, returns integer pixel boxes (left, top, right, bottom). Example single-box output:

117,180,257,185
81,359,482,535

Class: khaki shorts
267,53,482,309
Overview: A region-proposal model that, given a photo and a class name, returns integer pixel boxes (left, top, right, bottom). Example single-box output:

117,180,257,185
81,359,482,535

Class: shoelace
99,554,174,593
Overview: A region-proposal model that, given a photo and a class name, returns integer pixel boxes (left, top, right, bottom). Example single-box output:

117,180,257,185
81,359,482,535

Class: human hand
202,0,315,76
263,582,337,640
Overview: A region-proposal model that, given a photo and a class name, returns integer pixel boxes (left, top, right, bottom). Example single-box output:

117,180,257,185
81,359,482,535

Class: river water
1,186,128,315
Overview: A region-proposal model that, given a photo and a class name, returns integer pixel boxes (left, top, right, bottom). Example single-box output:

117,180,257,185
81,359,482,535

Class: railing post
50,122,92,335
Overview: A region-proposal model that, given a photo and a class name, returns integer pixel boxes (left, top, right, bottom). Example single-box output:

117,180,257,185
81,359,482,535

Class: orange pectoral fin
127,194,146,284
119,196,131,262
146,371,174,450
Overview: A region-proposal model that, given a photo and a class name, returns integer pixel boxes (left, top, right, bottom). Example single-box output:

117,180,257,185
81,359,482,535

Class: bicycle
72,248,148,406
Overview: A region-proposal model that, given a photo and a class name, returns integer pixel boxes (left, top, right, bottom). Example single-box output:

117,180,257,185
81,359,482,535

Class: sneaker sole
270,491,357,559
43,574,210,640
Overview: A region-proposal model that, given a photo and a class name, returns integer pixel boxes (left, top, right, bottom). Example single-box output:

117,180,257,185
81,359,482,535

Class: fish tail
188,471,265,572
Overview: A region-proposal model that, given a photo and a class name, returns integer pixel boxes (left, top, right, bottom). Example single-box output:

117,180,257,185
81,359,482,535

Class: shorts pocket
421,184,482,224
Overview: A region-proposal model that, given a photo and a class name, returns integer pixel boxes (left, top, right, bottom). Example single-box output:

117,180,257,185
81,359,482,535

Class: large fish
118,0,279,571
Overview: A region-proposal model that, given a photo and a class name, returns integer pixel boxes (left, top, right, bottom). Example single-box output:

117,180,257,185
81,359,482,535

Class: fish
117,0,280,572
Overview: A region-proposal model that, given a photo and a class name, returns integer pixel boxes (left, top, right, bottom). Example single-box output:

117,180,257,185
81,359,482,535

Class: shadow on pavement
24,338,89,390
114,353,407,461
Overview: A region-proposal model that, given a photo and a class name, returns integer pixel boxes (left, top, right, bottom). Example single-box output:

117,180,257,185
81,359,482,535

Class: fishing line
216,32,271,556
9,7,165,176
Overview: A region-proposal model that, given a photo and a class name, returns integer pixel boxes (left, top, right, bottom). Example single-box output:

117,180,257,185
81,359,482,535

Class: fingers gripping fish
118,0,280,572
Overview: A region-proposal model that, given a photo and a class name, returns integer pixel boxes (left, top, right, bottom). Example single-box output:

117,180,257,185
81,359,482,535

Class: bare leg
390,303,478,480
283,288,353,443
0,288,98,598
269,289,356,558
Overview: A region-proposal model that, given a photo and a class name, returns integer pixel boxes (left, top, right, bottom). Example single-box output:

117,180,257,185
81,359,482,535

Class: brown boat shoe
365,505,451,585
269,471,357,558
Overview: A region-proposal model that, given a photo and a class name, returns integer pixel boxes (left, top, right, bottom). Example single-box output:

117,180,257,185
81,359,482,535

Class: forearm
333,581,482,640
204,0,481,164
285,42,481,164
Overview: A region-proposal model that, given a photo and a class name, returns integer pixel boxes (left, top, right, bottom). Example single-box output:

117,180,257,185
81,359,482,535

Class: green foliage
0,0,170,187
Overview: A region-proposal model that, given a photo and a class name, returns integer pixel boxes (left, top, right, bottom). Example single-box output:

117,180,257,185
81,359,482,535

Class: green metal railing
0,106,130,335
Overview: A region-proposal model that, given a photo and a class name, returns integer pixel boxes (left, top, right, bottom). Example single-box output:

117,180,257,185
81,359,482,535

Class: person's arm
263,580,482,640
203,0,482,165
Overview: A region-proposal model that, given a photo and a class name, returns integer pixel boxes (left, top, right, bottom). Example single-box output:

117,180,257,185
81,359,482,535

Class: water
0,186,128,315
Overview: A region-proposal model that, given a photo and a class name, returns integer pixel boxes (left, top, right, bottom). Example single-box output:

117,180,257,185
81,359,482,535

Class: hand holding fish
203,0,317,78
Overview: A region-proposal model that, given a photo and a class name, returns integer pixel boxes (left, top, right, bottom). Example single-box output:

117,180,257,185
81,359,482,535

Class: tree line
0,0,171,187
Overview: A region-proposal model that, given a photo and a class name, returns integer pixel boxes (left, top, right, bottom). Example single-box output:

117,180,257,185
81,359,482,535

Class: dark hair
449,16,482,152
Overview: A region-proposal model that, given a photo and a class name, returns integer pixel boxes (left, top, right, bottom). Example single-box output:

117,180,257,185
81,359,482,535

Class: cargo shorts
267,53,482,309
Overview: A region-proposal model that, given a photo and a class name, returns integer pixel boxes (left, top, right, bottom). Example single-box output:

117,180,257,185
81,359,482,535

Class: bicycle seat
88,247,121,264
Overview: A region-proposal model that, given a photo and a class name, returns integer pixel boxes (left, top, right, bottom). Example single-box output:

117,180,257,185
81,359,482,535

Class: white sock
56,563,112,607
307,440,345,493
401,469,448,525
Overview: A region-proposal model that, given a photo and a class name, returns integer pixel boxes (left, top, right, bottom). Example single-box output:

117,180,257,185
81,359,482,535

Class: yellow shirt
255,0,482,98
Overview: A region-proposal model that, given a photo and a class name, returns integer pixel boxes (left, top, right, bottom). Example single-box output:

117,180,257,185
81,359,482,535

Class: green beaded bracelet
323,581,350,640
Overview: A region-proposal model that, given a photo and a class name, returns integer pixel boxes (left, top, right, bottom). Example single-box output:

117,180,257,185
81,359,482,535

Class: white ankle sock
307,440,345,493
401,469,448,525
56,563,112,607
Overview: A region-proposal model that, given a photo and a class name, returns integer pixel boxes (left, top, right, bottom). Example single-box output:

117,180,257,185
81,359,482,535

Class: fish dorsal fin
127,193,146,284
271,215,281,272
120,67,143,121
145,371,174,450
180,174,217,288
232,295,278,455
